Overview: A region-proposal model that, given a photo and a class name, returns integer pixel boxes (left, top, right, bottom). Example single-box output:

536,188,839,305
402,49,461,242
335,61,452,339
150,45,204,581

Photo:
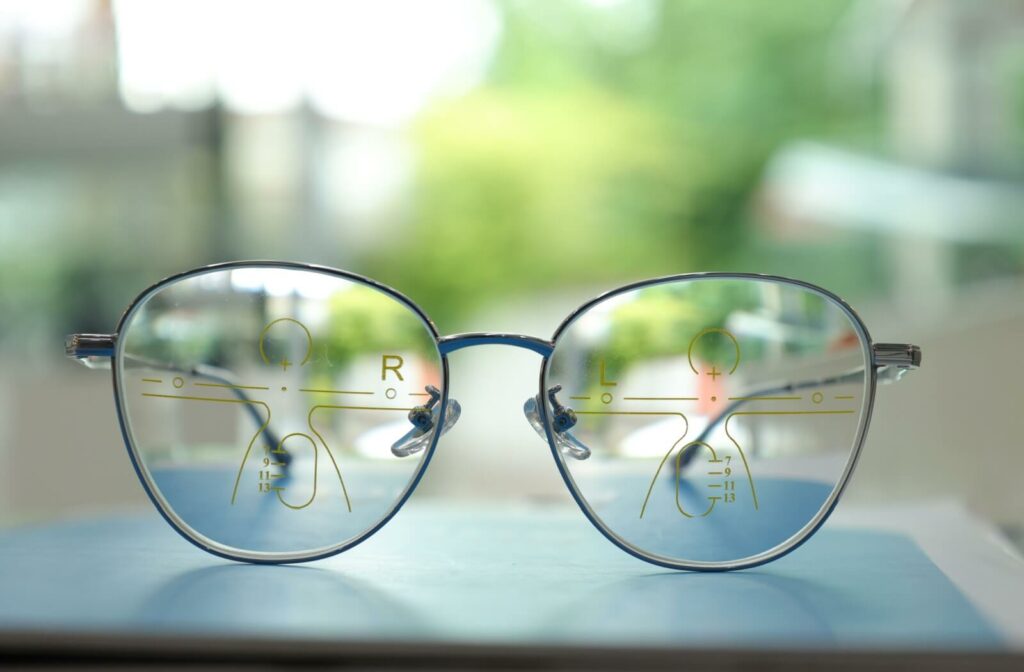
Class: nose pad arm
522,395,591,460
391,386,462,457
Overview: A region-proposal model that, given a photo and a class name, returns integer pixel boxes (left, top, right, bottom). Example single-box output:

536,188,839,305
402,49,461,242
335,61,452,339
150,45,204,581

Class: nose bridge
437,332,553,357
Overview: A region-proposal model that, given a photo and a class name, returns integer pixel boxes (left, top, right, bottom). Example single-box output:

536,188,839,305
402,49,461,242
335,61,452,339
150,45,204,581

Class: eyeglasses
66,261,921,571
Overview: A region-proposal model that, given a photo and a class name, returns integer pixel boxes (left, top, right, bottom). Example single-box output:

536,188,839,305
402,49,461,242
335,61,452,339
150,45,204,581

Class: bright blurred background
0,0,1022,545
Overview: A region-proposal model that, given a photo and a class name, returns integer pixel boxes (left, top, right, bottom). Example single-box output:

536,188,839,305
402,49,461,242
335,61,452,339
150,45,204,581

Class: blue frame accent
94,263,883,571
438,333,553,357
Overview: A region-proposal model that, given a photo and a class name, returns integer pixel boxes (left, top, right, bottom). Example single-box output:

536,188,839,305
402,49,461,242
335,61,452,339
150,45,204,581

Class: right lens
544,275,872,568
115,265,443,560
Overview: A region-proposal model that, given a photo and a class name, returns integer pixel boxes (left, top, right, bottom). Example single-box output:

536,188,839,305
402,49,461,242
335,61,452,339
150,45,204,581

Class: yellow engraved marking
259,318,313,368
306,404,415,513
624,396,699,401
599,359,618,387
641,437,744,518
835,395,855,400
313,405,414,413
687,327,740,376
140,392,271,506
299,388,374,395
273,433,317,510
675,441,720,518
725,410,854,415
722,410,855,511
409,392,431,397
575,410,692,521
195,382,271,391
569,396,591,401
382,354,405,381
727,396,802,401
576,410,689,425
141,378,163,384
638,429,692,520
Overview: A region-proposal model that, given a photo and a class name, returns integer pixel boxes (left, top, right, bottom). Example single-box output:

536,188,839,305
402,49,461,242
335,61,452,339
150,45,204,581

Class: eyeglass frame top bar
68,331,917,372
437,333,554,357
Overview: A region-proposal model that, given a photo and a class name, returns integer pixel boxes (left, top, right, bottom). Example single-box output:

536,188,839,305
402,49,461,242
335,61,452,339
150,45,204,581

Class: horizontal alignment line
194,382,270,391
575,410,685,417
623,396,699,401
141,378,162,384
727,396,802,401
569,396,591,400
312,404,413,412
730,410,855,416
835,395,855,400
299,388,374,395
141,392,264,405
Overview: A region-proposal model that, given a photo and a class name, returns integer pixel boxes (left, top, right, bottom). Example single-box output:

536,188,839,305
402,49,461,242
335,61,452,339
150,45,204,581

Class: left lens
543,276,872,568
116,265,443,560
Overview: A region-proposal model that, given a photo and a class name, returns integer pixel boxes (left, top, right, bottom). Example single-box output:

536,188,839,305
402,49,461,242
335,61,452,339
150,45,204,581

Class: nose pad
522,395,591,460
390,390,462,458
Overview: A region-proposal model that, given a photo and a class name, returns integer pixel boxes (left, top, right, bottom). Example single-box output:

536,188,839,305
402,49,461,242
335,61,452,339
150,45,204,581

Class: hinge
65,333,116,359
872,342,922,369
872,342,921,383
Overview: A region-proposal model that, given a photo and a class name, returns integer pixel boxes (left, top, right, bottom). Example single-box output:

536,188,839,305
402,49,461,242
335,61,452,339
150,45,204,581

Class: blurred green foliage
324,285,439,363
367,0,878,328
123,281,438,376
587,278,838,378
2,0,903,358
604,281,760,366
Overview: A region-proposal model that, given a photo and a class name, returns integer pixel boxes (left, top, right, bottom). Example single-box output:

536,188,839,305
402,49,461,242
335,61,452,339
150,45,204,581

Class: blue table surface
0,502,1003,651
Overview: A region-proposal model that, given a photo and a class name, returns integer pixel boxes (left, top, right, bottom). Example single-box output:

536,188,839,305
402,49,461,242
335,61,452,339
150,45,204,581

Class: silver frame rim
105,263,879,571
111,260,449,564
538,271,878,572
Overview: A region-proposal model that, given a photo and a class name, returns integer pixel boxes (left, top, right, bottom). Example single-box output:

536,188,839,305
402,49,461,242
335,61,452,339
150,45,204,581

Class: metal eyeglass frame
66,260,922,571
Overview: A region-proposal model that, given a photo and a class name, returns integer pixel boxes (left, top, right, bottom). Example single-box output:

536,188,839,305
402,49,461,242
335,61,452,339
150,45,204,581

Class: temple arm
66,333,284,457
522,343,920,464
681,342,921,469
67,334,460,461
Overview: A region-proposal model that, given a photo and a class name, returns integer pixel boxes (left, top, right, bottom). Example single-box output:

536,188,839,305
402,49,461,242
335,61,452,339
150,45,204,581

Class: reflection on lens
117,266,443,559
544,277,870,567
